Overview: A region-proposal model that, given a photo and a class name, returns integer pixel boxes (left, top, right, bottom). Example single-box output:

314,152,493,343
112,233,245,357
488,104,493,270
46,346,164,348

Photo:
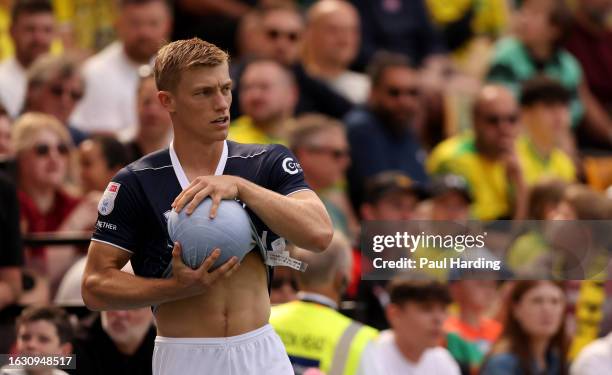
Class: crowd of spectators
0,0,612,374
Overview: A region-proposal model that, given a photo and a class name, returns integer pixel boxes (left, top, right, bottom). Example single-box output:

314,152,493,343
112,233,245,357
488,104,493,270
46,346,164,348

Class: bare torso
155,251,270,337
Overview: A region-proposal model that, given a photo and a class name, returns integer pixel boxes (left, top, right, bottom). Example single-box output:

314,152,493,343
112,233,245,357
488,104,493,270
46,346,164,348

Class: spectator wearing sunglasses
427,85,528,220
23,54,88,146
344,52,428,212
230,4,352,121
270,265,298,305
289,113,357,240
11,113,96,281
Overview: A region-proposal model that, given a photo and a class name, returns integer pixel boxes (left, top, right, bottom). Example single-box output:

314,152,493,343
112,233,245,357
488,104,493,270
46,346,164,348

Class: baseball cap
364,171,428,204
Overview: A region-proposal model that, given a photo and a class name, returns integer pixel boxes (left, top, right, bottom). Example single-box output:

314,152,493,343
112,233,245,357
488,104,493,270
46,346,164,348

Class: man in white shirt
70,0,171,139
359,280,461,375
0,0,55,119
571,332,612,375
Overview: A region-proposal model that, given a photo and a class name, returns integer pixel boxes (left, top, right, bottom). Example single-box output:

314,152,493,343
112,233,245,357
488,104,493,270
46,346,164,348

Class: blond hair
154,38,229,91
12,112,72,154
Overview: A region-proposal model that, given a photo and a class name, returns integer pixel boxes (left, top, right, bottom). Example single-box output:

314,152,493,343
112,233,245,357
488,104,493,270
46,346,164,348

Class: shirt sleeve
262,144,311,196
91,168,144,254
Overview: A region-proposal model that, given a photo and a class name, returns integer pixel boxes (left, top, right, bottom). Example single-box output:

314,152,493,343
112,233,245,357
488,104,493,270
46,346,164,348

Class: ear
158,90,175,113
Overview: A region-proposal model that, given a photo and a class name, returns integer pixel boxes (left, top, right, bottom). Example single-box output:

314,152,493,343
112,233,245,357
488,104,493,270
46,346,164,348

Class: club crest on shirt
98,182,121,216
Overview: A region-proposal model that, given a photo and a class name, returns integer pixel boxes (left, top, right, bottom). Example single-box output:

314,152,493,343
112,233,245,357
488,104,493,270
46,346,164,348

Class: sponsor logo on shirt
98,182,121,216
282,157,302,175
96,220,117,231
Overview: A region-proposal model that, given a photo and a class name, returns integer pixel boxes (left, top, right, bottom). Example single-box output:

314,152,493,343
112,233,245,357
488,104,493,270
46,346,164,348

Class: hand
172,175,241,218
170,242,240,297
501,149,524,185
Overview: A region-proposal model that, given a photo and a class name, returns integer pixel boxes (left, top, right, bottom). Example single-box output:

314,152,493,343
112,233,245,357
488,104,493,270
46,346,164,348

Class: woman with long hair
480,280,567,375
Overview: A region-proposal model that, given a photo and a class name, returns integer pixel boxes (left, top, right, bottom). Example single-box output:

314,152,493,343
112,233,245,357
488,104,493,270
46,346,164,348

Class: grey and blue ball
167,198,255,270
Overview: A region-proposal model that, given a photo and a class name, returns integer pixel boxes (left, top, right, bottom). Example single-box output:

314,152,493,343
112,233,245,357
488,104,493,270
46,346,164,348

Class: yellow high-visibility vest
270,299,378,375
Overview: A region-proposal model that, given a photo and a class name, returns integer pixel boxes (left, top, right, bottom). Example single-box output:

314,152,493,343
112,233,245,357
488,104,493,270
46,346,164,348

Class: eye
221,85,231,94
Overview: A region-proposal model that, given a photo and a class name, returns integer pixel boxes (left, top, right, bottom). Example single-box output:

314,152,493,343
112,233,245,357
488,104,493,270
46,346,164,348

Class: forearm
237,179,333,252
82,269,188,311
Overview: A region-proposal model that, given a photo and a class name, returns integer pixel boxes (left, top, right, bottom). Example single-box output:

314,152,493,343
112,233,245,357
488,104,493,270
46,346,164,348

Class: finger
171,242,182,258
209,193,223,219
210,256,239,279
198,248,221,272
186,185,214,215
222,259,241,279
174,179,207,212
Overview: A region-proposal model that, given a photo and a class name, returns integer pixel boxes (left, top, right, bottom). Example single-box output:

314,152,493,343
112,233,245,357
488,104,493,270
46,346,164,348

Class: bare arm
82,241,239,311
173,176,333,253
0,267,22,309
238,182,333,252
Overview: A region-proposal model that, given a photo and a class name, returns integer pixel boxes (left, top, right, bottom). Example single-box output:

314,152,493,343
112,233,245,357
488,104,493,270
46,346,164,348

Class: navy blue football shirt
92,140,311,280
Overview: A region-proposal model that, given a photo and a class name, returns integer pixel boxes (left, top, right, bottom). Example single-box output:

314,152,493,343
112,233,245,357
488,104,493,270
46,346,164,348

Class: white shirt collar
297,292,338,310
169,140,228,189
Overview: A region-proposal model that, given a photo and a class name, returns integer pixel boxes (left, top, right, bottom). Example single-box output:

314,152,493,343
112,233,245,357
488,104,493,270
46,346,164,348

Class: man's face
10,12,55,67
370,67,420,126
308,6,360,69
138,77,172,141
297,127,350,189
239,62,296,124
118,1,171,63
388,301,447,350
161,64,232,143
16,320,69,356
101,308,153,346
28,74,84,124
260,10,304,66
474,89,520,157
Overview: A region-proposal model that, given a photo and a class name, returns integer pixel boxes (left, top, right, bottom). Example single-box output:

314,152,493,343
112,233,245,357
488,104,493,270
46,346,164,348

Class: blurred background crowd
0,0,611,374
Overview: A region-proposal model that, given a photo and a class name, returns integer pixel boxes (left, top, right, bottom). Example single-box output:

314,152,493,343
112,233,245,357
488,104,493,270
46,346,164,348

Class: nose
213,91,230,112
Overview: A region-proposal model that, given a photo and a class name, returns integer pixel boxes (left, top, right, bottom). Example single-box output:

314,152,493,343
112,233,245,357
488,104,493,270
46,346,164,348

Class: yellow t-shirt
427,135,576,220
228,116,288,146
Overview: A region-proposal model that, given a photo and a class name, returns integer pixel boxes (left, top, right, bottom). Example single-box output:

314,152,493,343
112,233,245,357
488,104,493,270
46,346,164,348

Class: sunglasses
387,87,420,98
33,143,70,157
271,278,298,290
266,28,300,42
50,85,84,101
307,146,350,160
482,114,519,126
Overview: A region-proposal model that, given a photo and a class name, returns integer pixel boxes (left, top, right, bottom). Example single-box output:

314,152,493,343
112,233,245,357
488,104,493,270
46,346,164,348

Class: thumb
172,242,182,260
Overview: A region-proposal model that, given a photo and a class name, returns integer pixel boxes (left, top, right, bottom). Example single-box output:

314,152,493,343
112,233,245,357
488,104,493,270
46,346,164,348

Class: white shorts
152,324,294,375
